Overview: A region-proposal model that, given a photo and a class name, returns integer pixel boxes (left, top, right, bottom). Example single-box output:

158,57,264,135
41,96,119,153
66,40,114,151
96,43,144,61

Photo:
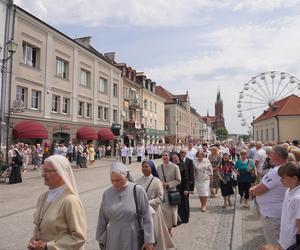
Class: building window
51,95,60,112
123,87,129,99
98,106,103,120
150,101,153,112
31,90,41,109
22,42,39,68
80,69,90,87
165,110,169,117
260,130,263,141
144,99,148,109
113,83,118,97
154,120,157,129
113,110,117,122
86,103,92,118
103,107,108,121
56,57,68,79
16,86,27,105
145,117,148,128
256,130,259,141
266,129,269,141
150,118,153,128
99,77,108,94
78,101,84,116
272,128,275,140
62,97,70,114
154,103,157,113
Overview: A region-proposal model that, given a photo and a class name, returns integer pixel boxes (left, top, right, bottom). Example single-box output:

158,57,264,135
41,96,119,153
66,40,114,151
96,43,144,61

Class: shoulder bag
247,159,257,183
133,185,144,249
161,165,181,206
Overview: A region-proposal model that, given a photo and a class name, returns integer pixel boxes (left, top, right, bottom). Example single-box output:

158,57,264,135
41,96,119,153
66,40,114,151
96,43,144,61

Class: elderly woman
27,155,87,250
218,153,235,208
96,162,154,250
136,160,174,250
157,151,181,235
194,150,213,212
208,146,222,197
234,149,256,208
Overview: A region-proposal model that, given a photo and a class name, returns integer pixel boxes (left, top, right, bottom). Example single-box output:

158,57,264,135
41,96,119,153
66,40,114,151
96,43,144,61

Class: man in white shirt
58,143,68,157
186,142,197,160
121,145,128,164
127,145,133,164
250,145,288,245
254,142,267,175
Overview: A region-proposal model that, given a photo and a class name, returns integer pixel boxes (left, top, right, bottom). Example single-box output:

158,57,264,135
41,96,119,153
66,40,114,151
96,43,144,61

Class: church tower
214,90,225,129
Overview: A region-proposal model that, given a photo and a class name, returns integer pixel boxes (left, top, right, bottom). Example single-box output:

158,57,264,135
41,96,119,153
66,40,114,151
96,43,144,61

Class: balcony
129,99,140,109
123,120,144,130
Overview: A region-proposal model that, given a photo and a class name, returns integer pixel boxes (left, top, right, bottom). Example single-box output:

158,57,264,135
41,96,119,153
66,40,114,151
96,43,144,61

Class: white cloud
145,14,300,133
233,0,299,11
14,0,299,27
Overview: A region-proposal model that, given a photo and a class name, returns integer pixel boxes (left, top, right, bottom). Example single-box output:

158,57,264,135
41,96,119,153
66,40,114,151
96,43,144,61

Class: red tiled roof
254,95,300,122
155,86,175,103
174,94,188,102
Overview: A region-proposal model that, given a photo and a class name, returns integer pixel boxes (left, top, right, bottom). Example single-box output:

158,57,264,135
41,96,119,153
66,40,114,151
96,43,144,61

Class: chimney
104,52,116,62
74,36,91,49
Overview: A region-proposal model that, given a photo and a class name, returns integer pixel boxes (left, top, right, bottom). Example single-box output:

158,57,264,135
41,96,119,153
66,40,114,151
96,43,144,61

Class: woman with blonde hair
194,150,213,212
208,146,222,197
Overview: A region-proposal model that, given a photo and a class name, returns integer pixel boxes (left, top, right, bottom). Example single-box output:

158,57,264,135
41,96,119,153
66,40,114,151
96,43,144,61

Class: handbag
133,185,144,249
247,160,257,183
229,172,237,187
161,165,181,206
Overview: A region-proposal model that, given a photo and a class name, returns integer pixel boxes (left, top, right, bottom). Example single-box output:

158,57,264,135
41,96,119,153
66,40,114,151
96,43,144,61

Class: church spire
216,89,221,103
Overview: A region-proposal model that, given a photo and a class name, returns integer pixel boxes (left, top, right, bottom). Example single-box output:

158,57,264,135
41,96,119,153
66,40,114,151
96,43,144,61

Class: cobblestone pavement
0,158,235,250
173,193,235,250
240,204,265,250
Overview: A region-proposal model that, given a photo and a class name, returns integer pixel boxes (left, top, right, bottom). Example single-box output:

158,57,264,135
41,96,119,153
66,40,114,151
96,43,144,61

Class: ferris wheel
237,71,300,133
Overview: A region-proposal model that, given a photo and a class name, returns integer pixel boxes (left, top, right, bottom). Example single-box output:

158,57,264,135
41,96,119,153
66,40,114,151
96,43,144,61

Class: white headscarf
44,155,79,196
110,162,129,176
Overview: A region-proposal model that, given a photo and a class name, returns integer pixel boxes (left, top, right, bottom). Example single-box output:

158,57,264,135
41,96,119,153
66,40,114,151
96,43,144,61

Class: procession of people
1,138,300,249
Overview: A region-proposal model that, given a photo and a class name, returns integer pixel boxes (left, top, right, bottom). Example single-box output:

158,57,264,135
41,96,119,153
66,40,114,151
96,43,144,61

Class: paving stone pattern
1,158,235,250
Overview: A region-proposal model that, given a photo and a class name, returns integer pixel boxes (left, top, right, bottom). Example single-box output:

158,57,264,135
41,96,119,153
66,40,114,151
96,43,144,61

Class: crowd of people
1,137,300,249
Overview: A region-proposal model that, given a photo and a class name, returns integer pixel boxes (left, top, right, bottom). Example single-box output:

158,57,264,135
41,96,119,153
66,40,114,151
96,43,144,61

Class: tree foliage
216,128,229,141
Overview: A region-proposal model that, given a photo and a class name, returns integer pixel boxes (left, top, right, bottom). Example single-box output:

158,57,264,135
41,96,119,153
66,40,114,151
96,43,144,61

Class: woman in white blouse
193,150,213,212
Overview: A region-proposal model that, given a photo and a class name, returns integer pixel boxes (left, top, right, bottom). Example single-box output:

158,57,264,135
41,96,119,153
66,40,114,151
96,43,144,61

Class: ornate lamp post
0,39,18,167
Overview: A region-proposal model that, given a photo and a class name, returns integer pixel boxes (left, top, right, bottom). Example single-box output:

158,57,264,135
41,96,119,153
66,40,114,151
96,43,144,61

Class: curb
231,188,243,250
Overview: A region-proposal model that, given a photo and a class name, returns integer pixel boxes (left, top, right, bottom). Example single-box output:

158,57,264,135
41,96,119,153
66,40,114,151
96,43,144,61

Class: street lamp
0,39,18,70
0,39,18,167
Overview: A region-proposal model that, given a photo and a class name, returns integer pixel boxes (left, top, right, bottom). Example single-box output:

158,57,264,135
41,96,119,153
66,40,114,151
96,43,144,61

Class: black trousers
178,193,189,223
137,156,142,162
122,157,126,164
237,182,251,199
128,156,132,164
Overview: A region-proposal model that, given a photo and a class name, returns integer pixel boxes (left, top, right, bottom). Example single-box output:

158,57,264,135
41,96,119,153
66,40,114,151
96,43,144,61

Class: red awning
13,120,48,139
76,127,97,140
98,128,114,141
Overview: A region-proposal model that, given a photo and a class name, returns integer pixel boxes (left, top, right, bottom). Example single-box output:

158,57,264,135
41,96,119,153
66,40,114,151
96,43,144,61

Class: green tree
216,128,229,141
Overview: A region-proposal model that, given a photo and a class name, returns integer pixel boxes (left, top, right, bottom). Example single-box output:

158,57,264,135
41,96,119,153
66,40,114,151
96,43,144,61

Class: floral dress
208,154,221,189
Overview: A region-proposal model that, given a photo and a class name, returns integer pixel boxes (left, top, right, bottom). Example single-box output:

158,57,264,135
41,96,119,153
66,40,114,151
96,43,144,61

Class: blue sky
15,0,300,134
